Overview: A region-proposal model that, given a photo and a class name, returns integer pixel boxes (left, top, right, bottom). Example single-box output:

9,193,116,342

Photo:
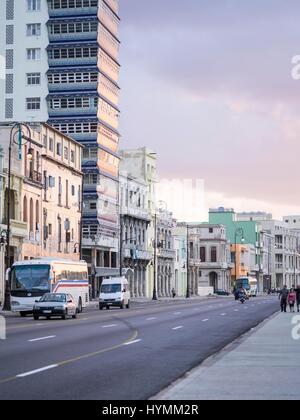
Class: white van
99,277,130,310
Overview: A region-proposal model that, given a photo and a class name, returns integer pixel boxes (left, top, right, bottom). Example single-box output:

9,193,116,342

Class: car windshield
40,294,66,303
11,265,50,292
101,284,121,293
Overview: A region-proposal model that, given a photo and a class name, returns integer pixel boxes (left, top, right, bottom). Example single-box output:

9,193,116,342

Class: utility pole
186,224,190,298
119,212,123,277
152,213,157,300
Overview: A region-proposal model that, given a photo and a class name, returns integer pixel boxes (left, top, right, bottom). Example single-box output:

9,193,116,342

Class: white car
33,293,77,320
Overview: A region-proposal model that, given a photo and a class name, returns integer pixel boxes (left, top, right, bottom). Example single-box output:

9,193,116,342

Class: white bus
9,258,89,317
236,276,258,297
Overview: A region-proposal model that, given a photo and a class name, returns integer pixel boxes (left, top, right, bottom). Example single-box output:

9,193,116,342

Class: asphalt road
0,295,279,400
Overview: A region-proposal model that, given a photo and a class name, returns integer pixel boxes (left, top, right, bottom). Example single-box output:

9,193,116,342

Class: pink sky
119,0,300,220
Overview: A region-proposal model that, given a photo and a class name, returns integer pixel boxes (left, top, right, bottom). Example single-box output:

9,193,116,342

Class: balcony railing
48,5,98,18
26,171,42,184
48,31,97,43
48,81,98,93
48,106,98,118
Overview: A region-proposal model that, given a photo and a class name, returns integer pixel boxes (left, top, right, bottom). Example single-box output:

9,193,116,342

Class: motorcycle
239,294,246,304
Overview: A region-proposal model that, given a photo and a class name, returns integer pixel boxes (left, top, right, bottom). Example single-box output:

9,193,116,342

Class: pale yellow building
0,124,83,268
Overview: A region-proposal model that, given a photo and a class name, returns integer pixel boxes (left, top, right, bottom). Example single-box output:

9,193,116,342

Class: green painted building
209,207,263,289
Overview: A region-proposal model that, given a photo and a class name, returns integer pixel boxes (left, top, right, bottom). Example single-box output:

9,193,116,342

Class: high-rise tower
0,0,121,288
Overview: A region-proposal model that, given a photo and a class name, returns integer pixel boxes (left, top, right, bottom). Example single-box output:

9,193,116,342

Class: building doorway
209,271,218,292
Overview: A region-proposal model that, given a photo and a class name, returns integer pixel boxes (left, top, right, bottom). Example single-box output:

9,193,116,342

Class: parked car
215,289,230,296
33,293,77,320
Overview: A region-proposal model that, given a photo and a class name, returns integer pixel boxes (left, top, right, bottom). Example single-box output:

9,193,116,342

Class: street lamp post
3,123,33,311
186,224,190,298
234,227,245,285
152,212,158,300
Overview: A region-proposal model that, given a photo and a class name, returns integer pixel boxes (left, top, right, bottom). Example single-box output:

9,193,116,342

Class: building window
49,137,54,151
71,185,75,196
26,48,41,60
26,23,41,36
57,142,62,156
70,150,75,163
211,246,217,263
26,97,40,110
90,202,97,210
64,146,69,160
43,135,47,148
27,0,41,11
23,196,28,223
200,247,206,262
58,177,62,206
209,227,213,233
66,180,69,208
26,72,41,85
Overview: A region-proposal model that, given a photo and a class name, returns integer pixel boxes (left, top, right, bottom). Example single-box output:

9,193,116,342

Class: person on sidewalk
288,288,296,313
296,285,300,312
279,285,289,313
171,288,176,298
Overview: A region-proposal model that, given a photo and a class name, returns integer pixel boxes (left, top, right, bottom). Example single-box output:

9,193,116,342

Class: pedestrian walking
296,285,300,312
279,285,289,313
288,288,296,313
171,288,176,298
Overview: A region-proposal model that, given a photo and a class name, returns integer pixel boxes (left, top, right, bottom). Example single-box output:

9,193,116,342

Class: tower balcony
49,32,97,43
48,81,98,92
48,5,98,18
48,56,97,67
48,106,98,118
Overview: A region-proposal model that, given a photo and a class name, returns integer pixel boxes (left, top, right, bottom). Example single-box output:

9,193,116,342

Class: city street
0,295,278,400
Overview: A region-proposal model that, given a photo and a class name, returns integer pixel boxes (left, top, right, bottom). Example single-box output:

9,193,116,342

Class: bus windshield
101,284,121,294
11,265,50,292
236,278,250,290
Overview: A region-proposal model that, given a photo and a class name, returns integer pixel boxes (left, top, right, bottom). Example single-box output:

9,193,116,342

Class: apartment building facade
0,123,83,300
119,172,152,298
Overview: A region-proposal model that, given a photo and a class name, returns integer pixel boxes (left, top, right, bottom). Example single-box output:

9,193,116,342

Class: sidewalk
156,311,300,400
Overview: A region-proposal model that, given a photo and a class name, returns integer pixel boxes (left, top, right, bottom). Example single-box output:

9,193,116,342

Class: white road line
102,324,117,328
17,365,58,378
220,313,227,316
28,335,56,342
202,319,209,322
234,309,239,312
123,339,141,346
172,326,183,330
173,312,182,315
146,317,157,321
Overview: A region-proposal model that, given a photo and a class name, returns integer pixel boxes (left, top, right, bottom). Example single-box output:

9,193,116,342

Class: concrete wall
0,0,49,122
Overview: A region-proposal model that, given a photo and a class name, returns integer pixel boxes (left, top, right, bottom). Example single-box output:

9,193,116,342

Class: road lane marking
172,326,183,330
0,329,139,386
146,317,156,320
102,324,117,328
202,319,209,322
28,335,56,342
123,339,141,346
234,309,239,312
220,313,226,316
173,312,182,315
16,365,58,378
